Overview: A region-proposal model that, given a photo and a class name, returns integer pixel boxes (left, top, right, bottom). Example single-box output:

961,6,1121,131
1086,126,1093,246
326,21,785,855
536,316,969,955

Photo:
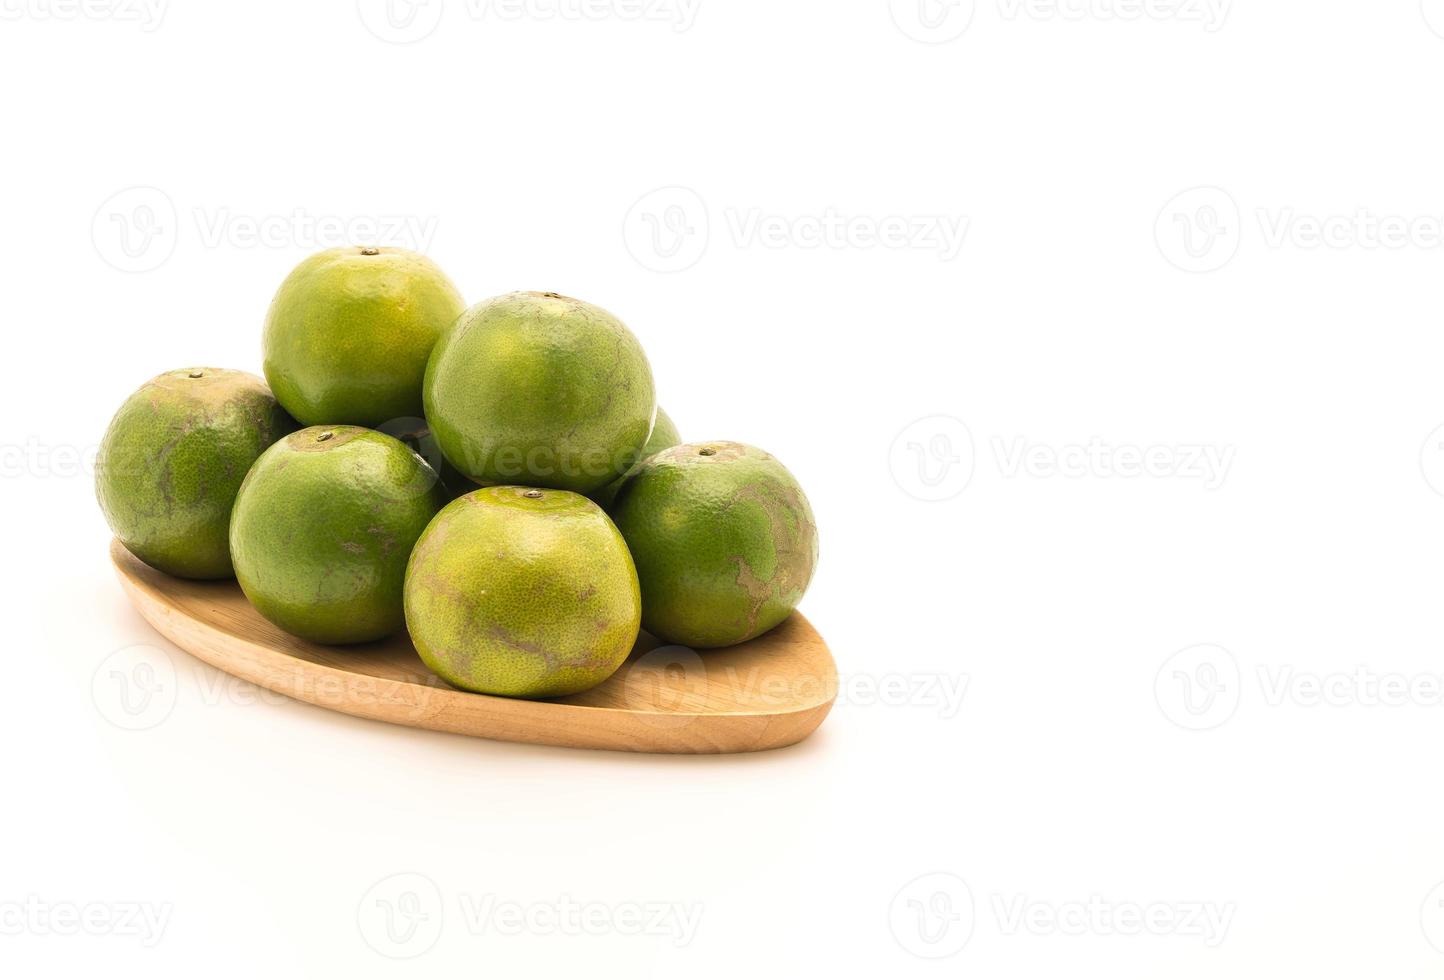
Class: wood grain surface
110,539,836,753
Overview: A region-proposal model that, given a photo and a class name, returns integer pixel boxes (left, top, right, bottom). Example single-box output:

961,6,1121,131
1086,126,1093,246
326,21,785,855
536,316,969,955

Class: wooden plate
109,540,836,754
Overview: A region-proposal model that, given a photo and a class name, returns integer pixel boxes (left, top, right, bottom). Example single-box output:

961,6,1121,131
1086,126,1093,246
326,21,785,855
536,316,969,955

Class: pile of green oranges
96,247,818,699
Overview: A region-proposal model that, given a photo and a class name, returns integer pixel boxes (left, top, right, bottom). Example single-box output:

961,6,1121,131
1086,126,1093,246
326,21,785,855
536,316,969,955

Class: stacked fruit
96,247,818,699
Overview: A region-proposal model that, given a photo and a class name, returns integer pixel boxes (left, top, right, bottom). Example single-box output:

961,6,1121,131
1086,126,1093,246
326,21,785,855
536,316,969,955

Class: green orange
404,486,641,697
610,441,818,648
377,418,478,502
423,291,655,494
593,406,680,509
96,368,296,579
263,246,464,427
229,426,446,644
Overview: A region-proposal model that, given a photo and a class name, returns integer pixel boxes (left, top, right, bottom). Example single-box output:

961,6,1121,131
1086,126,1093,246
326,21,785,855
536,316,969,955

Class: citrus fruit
423,291,655,494
610,441,818,648
377,417,477,502
262,246,464,427
593,405,680,508
404,486,641,697
96,368,296,579
229,425,446,644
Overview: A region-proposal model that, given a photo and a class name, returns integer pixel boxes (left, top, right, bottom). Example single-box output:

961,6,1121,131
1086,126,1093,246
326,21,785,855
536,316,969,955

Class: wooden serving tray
110,540,836,754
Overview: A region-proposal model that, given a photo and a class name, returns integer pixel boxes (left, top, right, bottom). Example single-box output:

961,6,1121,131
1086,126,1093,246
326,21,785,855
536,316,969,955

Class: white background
5,0,1444,976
